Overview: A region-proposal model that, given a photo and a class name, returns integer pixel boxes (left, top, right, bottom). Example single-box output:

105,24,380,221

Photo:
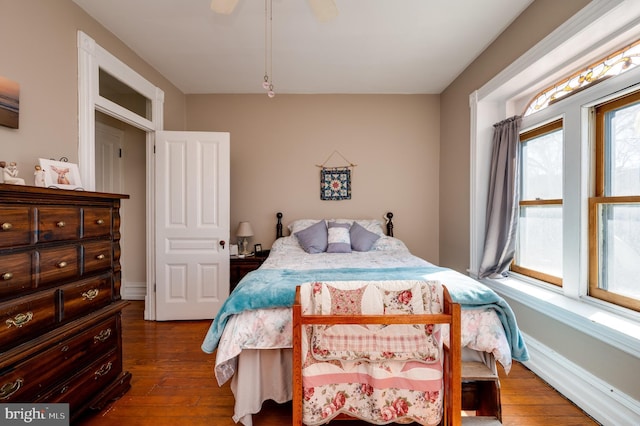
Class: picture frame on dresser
38,158,83,190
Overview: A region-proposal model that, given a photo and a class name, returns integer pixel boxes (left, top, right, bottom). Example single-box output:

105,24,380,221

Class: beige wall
0,0,186,177
186,94,441,262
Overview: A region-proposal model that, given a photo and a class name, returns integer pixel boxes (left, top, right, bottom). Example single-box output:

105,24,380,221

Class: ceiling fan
210,0,338,22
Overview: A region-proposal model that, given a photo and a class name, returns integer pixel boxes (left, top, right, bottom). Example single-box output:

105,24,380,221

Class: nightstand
230,250,270,292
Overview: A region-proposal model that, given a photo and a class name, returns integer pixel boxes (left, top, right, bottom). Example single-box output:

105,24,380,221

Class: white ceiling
73,0,533,95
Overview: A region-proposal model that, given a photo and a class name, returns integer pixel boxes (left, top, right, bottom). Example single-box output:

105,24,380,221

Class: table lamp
236,221,254,255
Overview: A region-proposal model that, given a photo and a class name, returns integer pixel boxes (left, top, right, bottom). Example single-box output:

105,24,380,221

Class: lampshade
210,0,239,15
236,221,254,237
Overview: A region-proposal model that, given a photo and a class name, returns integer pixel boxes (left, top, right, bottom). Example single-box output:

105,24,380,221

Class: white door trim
77,30,164,320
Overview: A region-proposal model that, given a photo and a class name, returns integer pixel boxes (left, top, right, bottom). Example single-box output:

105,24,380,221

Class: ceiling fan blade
210,0,240,15
308,0,338,22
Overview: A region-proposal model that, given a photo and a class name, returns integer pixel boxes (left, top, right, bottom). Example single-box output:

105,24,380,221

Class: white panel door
155,131,230,320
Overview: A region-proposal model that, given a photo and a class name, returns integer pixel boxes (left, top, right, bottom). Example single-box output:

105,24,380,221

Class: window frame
589,90,640,312
512,119,564,286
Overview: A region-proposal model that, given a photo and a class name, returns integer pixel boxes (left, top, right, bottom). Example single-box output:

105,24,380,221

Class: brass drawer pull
96,219,105,225
0,378,24,400
94,361,112,379
56,221,66,228
2,272,13,281
96,254,105,260
82,289,99,300
57,261,68,268
6,312,33,328
94,328,112,343
1,222,12,231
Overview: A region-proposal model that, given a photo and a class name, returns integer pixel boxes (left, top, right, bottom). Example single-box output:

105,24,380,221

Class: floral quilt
299,280,445,425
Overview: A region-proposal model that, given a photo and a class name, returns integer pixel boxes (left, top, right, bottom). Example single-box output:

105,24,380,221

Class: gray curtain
479,115,522,279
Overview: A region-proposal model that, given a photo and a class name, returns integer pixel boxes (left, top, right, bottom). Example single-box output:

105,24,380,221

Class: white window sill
477,273,640,358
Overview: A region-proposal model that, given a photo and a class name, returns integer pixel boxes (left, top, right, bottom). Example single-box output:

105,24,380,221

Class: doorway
95,113,147,300
78,30,162,319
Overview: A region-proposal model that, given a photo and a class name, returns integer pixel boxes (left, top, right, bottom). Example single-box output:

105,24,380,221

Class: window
99,68,152,120
590,90,640,311
512,119,563,286
510,37,640,313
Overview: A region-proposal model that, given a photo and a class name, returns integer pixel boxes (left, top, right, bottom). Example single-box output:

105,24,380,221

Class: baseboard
522,332,640,425
121,281,147,300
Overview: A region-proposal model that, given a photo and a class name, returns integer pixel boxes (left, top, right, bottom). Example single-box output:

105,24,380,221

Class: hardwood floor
77,301,599,425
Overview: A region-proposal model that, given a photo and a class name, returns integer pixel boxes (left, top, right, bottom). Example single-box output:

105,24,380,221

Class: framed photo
0,75,19,129
38,159,83,190
254,244,263,254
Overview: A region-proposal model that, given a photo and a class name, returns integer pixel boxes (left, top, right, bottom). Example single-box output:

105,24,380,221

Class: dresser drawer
0,251,35,299
38,245,80,286
82,241,112,275
38,350,121,412
0,207,32,249
55,315,119,365
60,275,112,322
0,289,58,352
36,207,80,243
0,316,119,402
82,207,112,239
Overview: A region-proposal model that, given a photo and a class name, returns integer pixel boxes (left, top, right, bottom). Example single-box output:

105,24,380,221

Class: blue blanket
201,266,529,362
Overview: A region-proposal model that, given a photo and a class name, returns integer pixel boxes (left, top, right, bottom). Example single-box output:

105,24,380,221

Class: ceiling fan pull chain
267,0,275,97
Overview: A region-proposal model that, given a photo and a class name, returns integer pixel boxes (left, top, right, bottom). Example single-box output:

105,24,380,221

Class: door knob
220,240,226,249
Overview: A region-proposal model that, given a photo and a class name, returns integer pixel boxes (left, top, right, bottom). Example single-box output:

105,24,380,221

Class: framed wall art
38,158,83,190
0,75,19,129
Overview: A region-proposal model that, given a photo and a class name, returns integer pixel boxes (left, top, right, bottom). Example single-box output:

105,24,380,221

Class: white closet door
95,122,123,193
155,131,230,320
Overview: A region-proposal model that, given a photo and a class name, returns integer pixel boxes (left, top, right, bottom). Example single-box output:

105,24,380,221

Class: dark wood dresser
0,185,131,420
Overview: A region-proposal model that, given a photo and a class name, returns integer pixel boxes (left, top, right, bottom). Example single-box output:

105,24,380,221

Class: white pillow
287,219,322,235
328,219,386,236
287,218,386,237
326,222,351,253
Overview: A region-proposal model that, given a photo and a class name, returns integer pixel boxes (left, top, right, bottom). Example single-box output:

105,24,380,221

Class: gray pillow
350,222,380,251
326,222,352,253
294,220,327,253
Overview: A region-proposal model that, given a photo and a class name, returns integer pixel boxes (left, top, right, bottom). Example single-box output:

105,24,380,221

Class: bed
201,213,529,425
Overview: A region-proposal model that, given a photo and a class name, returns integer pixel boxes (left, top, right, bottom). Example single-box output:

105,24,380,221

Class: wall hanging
316,150,356,201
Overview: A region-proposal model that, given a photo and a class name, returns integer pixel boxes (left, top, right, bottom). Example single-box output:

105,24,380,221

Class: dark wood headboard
275,212,394,239
276,212,283,239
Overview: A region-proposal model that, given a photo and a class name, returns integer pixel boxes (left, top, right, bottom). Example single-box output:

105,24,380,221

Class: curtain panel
478,115,522,279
